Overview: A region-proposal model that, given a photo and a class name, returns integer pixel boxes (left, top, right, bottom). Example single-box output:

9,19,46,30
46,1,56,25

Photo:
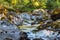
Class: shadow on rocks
3,38,12,40
19,32,30,40
33,38,44,40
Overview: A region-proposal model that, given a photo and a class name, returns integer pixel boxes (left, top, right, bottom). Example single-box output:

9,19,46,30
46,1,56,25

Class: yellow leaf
0,4,3,9
33,2,39,7
54,11,58,14
12,0,17,5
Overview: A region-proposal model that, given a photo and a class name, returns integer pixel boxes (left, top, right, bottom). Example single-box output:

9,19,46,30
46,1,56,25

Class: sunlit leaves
23,0,30,5
56,0,60,7
46,0,60,9
12,0,17,5
0,0,60,11
0,0,47,11
0,0,4,4
33,1,39,7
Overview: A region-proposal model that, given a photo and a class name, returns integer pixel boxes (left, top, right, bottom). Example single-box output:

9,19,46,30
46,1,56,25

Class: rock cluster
0,7,60,40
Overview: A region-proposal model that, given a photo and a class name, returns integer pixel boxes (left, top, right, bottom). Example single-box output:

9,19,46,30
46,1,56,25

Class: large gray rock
0,20,20,40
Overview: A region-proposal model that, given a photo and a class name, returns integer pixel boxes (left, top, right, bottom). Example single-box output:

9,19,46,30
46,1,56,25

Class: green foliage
46,0,60,9
0,0,60,12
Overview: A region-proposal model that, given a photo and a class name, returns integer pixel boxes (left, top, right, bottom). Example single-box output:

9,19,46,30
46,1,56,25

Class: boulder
0,21,20,40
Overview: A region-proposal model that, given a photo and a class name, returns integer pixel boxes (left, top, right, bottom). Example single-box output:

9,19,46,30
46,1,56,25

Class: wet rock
56,31,60,40
27,32,35,39
30,15,36,20
26,29,59,40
